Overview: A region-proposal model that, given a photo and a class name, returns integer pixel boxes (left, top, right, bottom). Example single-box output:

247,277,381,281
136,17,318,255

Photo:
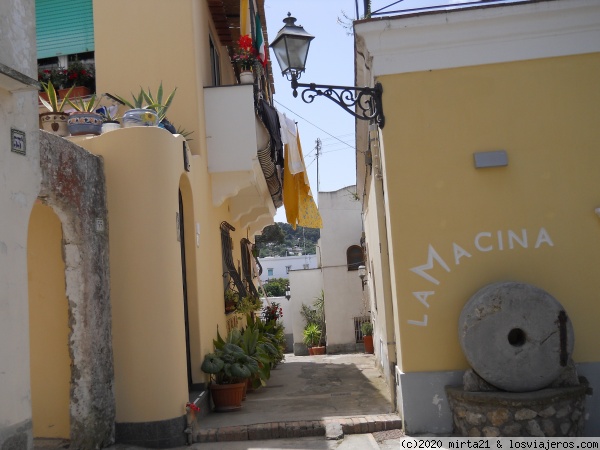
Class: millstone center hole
507,328,526,347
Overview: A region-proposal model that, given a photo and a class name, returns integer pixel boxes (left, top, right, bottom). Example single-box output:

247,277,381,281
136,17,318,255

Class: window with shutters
346,245,364,271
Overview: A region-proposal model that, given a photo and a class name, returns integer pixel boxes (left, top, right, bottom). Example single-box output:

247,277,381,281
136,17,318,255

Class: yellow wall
81,129,189,422
87,0,266,424
28,203,70,438
380,53,600,373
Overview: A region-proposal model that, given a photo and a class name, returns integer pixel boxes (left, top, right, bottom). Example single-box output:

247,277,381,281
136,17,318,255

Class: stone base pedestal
446,383,588,437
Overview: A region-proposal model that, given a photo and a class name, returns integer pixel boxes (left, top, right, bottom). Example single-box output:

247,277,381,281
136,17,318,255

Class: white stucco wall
259,254,318,282
318,186,366,352
288,268,323,355
0,0,41,447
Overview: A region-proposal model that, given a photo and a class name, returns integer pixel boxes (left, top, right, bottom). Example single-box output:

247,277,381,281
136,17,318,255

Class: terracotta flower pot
40,112,69,136
363,335,374,354
209,382,245,412
311,346,326,355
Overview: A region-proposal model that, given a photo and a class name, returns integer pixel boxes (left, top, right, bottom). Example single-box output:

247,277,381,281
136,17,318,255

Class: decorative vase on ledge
40,112,69,136
67,112,103,136
122,109,159,128
239,70,254,84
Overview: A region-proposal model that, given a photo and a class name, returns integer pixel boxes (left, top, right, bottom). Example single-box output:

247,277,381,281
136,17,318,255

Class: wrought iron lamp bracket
291,75,385,128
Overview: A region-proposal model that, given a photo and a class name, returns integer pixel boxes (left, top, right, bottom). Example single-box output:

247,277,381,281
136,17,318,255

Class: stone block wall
446,384,588,437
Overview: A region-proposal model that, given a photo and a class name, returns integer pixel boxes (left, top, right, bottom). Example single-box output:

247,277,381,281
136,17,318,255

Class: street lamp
358,265,367,290
270,13,385,128
285,284,291,301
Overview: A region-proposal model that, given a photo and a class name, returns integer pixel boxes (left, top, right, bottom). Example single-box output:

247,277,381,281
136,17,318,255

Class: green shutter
36,0,94,59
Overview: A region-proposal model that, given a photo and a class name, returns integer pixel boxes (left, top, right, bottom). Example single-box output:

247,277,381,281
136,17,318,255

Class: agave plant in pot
115,82,176,129
303,323,324,356
39,81,75,137
66,94,103,136
201,342,258,412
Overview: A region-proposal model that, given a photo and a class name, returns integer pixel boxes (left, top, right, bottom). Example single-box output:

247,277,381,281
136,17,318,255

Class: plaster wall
355,0,600,435
93,0,236,158
28,204,70,439
0,0,40,448
362,170,398,392
90,0,271,428
380,53,600,373
319,187,365,351
76,129,188,423
288,269,323,355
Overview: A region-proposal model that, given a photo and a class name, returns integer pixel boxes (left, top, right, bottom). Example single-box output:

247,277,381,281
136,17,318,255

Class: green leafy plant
98,105,120,123
361,321,373,337
303,323,322,348
115,88,146,109
39,82,75,113
300,290,326,346
141,82,177,122
201,342,258,385
235,294,263,315
67,93,101,113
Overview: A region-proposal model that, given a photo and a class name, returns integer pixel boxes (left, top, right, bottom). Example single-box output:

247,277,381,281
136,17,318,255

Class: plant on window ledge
232,34,258,72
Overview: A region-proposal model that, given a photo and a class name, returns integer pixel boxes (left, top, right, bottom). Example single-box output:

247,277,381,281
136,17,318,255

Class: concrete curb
194,413,402,443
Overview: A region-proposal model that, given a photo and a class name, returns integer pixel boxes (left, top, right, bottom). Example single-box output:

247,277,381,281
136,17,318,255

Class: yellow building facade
355,0,600,436
24,0,281,447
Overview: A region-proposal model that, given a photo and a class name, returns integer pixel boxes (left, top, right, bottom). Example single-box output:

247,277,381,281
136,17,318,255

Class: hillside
255,222,320,257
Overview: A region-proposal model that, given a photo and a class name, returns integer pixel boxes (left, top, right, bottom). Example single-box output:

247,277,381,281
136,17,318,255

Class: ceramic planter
239,70,254,84
101,121,121,133
209,382,245,412
40,112,69,136
122,108,159,128
67,112,103,136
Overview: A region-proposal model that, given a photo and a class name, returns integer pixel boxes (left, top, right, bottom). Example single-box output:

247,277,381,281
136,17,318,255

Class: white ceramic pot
101,122,121,133
240,71,254,84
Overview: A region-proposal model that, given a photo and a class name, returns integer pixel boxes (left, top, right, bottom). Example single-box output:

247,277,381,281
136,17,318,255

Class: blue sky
264,1,478,222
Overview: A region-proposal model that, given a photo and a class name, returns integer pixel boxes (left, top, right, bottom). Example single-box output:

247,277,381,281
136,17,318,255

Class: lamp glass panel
285,36,311,71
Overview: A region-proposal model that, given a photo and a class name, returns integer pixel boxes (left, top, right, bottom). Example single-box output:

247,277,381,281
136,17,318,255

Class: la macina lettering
406,227,553,327
448,439,490,449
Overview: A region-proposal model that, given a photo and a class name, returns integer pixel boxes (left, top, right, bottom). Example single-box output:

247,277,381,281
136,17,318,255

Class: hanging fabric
279,113,323,230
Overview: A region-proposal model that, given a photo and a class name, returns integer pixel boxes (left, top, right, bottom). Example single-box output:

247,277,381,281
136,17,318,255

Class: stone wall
447,384,588,437
38,131,115,448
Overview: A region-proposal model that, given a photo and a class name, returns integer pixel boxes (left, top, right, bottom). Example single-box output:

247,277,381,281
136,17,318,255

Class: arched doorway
27,131,115,448
28,202,70,440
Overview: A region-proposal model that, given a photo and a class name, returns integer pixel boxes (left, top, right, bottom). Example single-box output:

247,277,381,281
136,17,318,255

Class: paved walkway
191,353,401,443
37,353,404,449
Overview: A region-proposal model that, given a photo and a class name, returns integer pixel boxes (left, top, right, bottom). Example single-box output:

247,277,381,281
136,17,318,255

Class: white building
318,186,367,353
258,254,318,282
0,0,42,447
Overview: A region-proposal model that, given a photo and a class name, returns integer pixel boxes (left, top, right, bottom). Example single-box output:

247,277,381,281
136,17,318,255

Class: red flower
186,402,201,412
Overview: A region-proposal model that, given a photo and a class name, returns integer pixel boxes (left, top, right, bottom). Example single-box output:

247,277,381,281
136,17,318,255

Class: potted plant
232,34,258,84
201,342,258,411
65,60,95,93
116,83,176,129
66,94,103,136
235,294,263,316
361,321,374,354
224,289,238,314
97,105,121,133
303,323,323,355
39,82,75,136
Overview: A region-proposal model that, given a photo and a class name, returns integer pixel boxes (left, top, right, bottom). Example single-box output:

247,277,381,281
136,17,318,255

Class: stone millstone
459,281,574,392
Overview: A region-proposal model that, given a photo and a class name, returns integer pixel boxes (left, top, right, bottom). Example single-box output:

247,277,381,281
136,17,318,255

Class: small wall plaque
473,150,508,168
11,128,25,155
